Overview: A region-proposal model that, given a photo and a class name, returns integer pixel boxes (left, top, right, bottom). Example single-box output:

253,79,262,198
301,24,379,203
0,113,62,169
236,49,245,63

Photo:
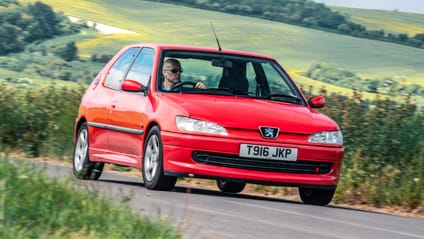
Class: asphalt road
27,161,424,239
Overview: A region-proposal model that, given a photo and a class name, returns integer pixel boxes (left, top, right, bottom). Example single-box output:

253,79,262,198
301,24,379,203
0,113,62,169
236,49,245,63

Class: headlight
308,131,343,145
176,116,228,136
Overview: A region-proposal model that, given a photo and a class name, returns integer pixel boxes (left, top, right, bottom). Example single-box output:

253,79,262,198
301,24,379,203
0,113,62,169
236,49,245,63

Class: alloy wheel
144,134,159,182
74,128,88,172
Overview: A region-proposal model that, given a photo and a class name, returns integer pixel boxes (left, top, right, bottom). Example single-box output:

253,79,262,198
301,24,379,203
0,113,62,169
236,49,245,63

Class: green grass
0,158,180,239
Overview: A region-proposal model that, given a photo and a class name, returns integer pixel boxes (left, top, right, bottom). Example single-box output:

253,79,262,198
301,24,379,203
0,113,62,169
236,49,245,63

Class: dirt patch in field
68,16,137,35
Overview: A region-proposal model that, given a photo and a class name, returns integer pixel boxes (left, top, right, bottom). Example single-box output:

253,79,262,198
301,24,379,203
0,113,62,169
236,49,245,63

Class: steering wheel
171,81,197,90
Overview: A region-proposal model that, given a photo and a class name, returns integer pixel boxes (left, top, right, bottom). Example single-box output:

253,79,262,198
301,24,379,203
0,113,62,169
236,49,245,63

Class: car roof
125,43,275,60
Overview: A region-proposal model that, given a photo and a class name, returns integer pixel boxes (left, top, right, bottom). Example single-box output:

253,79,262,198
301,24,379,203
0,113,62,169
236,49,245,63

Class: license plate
239,144,298,161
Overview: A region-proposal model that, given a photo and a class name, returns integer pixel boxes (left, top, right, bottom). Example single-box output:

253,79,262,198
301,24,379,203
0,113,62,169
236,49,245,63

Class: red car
73,43,344,205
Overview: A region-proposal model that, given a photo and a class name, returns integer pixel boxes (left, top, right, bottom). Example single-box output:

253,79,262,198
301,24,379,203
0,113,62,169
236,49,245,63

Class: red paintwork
121,79,143,92
75,43,344,187
309,95,326,108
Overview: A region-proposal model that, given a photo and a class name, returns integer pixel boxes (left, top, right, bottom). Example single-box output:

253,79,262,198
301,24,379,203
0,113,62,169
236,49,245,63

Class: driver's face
163,62,182,85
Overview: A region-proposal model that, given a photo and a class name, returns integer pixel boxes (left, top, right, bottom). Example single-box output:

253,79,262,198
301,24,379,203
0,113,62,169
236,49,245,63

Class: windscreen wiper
263,93,301,102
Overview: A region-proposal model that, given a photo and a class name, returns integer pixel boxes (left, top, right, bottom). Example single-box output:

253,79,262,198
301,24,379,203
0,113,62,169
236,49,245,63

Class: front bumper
161,131,344,187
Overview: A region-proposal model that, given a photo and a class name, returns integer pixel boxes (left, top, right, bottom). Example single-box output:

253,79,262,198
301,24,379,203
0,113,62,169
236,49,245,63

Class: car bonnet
162,94,339,135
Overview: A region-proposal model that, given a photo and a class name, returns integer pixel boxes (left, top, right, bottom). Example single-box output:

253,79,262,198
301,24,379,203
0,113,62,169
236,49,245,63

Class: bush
91,53,113,63
55,41,78,62
0,82,85,158
320,90,424,207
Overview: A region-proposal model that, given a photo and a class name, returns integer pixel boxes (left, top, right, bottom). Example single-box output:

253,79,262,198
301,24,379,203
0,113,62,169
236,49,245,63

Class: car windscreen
159,50,305,105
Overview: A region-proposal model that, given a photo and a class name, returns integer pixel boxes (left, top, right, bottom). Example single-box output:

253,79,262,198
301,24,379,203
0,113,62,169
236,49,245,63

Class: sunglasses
168,68,183,74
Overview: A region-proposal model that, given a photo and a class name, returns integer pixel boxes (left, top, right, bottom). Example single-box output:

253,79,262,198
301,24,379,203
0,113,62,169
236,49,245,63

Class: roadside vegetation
307,89,424,208
0,158,180,239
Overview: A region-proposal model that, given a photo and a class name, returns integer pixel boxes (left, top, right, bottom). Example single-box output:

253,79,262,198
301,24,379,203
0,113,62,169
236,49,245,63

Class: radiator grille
193,152,331,174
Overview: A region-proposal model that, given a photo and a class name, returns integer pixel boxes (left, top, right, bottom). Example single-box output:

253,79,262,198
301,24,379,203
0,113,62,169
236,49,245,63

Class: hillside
332,6,424,36
18,0,424,84
11,0,422,107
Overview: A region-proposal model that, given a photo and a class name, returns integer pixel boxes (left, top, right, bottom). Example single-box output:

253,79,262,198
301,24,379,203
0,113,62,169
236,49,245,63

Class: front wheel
142,126,176,190
216,179,246,193
73,123,104,180
298,187,335,206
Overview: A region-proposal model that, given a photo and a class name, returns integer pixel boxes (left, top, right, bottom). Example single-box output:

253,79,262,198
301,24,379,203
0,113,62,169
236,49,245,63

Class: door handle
111,101,117,109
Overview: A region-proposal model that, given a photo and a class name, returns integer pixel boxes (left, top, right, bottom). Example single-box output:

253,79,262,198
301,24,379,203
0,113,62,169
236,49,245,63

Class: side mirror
308,95,326,108
121,79,148,95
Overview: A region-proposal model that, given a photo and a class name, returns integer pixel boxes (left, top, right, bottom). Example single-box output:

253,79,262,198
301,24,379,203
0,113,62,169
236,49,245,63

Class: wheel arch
74,117,87,144
139,120,161,168
143,120,161,144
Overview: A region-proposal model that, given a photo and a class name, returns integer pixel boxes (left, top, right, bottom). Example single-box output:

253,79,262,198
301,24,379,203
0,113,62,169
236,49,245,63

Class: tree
0,23,24,54
0,0,19,7
0,8,22,26
398,33,409,42
26,1,58,39
56,42,78,62
337,23,352,33
414,33,424,41
318,12,345,28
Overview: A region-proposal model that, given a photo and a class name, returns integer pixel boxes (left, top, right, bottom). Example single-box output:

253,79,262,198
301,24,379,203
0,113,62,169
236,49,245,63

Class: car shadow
99,176,301,205
98,176,393,216
173,184,397,216
173,184,301,204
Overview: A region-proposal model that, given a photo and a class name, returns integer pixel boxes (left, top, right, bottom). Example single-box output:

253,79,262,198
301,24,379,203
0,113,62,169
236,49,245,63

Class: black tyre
299,187,335,206
73,123,104,180
217,179,246,193
142,126,176,190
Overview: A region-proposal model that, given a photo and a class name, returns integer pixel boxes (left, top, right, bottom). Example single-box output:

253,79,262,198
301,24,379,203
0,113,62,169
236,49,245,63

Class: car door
107,47,155,166
87,47,140,159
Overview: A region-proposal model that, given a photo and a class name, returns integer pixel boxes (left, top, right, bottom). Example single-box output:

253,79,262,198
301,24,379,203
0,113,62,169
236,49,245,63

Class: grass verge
0,157,180,239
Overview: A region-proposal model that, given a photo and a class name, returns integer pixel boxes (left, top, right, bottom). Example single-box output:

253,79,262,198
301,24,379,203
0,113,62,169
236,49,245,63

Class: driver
162,58,205,90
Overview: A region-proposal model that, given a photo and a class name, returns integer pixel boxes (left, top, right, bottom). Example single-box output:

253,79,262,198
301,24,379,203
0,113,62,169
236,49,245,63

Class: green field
18,0,424,91
332,6,424,36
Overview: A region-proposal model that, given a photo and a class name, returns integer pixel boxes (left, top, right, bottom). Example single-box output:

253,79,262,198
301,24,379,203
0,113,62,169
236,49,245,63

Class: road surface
22,160,424,239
